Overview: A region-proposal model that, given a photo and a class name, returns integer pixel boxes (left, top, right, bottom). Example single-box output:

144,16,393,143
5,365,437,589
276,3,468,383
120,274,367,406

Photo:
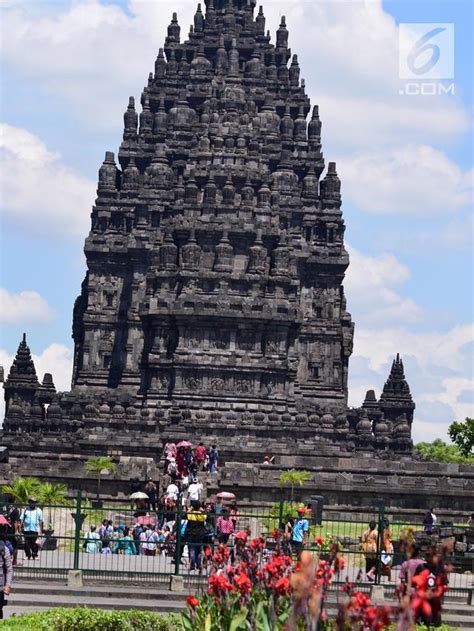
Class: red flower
315,536,325,547
274,576,290,595
234,571,252,595
186,595,199,609
204,546,212,558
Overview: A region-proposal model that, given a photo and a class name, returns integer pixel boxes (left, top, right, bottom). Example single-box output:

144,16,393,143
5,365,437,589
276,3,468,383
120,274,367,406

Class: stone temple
5,0,461,512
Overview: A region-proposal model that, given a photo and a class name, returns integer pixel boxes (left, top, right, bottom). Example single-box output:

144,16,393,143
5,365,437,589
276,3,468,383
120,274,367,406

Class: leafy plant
2,476,42,504
279,470,312,503
448,417,474,458
84,456,118,500
0,608,182,630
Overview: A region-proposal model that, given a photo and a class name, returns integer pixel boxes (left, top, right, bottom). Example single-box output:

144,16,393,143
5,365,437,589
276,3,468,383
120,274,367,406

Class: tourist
399,542,425,583
194,442,207,470
98,519,109,541
430,507,438,527
0,536,13,620
176,447,186,478
283,514,294,555
366,529,394,582
423,511,434,534
413,547,449,627
185,500,208,572
166,480,180,502
101,539,112,554
188,460,199,484
84,525,101,553
5,498,21,567
229,502,238,530
139,524,159,556
262,455,271,465
187,478,203,504
361,520,378,580
145,480,158,512
215,496,223,516
291,508,309,557
20,497,43,561
234,530,250,564
118,527,136,555
216,508,235,544
208,445,219,473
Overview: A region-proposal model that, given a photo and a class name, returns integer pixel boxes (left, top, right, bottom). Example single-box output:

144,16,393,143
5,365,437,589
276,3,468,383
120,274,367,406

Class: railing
2,496,472,599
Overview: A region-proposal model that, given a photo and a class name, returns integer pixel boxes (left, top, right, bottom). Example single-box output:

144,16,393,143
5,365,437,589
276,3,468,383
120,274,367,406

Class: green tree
84,457,117,500
414,439,474,464
279,470,312,503
448,417,474,459
2,476,41,504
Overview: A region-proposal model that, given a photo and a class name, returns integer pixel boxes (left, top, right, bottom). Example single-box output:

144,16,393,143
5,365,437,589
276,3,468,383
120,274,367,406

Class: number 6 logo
407,27,446,75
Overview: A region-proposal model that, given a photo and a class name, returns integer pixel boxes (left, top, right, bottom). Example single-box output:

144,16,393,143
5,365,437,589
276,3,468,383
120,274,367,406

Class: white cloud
0,123,95,238
339,145,472,216
344,245,423,324
0,288,55,324
1,0,469,148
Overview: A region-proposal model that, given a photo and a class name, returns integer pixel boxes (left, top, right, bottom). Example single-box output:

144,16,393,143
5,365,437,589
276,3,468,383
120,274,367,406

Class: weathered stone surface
2,0,419,460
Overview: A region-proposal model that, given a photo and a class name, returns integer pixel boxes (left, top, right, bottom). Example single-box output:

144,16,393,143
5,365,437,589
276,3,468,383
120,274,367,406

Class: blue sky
0,0,472,440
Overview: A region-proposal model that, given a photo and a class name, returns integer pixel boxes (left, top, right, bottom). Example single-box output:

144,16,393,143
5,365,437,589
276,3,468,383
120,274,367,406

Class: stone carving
1,0,416,456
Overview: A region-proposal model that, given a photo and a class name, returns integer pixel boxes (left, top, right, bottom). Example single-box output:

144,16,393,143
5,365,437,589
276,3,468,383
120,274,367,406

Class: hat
28,497,38,504
234,531,248,540
297,507,306,514
264,455,270,461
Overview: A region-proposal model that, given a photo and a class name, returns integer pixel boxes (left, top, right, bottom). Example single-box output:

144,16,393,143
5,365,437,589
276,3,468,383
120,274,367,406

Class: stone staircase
4,581,473,628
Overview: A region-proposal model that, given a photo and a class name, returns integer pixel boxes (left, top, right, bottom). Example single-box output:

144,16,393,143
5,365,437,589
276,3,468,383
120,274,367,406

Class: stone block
370,585,385,603
68,569,83,588
169,575,184,592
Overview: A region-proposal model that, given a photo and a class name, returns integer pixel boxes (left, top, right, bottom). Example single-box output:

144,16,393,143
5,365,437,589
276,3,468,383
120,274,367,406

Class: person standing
187,478,203,504
139,524,159,556
0,540,13,620
185,500,208,572
430,507,438,527
399,543,425,584
361,520,379,581
291,508,309,557
20,498,43,561
216,508,235,544
84,525,101,553
144,480,158,512
5,499,21,567
208,445,219,473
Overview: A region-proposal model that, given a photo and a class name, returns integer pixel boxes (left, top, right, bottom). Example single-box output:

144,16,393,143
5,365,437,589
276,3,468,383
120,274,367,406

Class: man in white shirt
166,481,179,501
20,498,43,560
188,480,203,503
430,507,437,526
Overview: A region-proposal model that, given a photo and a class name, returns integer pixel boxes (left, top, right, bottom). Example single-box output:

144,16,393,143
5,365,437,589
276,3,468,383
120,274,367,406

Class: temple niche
1,0,416,455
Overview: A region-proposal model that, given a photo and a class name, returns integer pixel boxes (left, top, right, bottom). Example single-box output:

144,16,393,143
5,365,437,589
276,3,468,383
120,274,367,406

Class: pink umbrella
176,440,193,448
135,515,155,526
0,515,8,526
216,492,236,500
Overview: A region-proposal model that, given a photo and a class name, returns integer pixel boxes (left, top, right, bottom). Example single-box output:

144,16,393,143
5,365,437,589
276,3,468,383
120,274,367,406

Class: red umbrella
176,440,193,448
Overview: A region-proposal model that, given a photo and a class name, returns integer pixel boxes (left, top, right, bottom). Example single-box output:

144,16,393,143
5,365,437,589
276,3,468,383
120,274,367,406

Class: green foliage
414,438,474,464
0,608,182,630
279,469,312,502
448,417,474,458
84,456,118,499
38,482,69,506
1,476,42,504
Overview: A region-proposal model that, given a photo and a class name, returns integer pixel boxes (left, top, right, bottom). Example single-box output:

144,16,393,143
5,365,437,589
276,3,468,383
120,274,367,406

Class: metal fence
2,495,472,599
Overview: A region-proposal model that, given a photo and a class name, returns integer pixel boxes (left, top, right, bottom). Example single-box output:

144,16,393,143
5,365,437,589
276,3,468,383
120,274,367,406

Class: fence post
278,498,284,530
73,489,82,571
174,498,182,576
375,505,385,585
